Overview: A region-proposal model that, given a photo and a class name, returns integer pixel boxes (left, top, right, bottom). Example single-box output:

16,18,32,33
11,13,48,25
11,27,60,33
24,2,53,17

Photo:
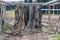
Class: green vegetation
50,33,60,40
47,25,52,31
2,24,10,30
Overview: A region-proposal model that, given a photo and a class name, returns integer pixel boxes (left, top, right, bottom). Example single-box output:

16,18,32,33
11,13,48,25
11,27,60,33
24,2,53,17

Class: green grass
47,25,52,31
50,33,60,40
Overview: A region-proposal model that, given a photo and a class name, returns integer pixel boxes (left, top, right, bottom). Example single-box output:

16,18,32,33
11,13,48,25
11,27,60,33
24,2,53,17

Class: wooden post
48,4,50,25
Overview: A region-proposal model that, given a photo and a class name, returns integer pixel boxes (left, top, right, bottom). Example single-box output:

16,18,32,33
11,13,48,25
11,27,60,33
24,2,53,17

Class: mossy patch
2,24,10,30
